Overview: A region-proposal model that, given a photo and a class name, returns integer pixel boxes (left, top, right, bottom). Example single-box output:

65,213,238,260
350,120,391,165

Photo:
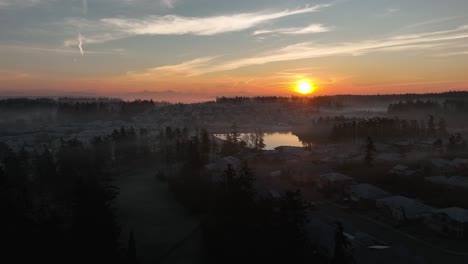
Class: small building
318,172,355,196
376,196,434,224
269,170,282,178
347,184,392,208
288,164,330,184
428,158,456,174
205,156,242,182
388,164,417,179
451,158,468,171
425,176,468,190
425,207,468,238
205,156,241,171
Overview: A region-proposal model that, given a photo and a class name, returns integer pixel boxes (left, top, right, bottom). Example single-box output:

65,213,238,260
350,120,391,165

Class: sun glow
296,80,314,95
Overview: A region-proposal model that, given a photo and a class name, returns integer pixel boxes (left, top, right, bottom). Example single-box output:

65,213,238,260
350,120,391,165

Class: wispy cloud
132,24,468,77
0,0,41,8
402,16,466,30
78,33,84,55
127,57,217,78
82,0,87,16
102,5,329,36
384,8,399,15
253,23,332,35
0,70,35,81
160,0,177,9
64,4,331,46
0,44,109,55
433,50,468,57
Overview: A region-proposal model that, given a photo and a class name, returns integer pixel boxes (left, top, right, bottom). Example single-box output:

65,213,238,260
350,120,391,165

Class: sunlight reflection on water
214,132,304,150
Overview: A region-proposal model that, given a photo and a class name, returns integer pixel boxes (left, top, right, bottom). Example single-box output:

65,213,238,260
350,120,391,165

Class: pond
214,132,305,150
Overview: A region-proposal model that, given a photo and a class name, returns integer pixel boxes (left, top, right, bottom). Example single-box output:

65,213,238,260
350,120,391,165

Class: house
288,164,330,184
425,207,468,238
429,158,452,174
388,164,417,179
318,172,355,196
376,196,434,224
425,176,468,190
205,156,242,182
346,184,392,208
269,170,282,178
275,146,310,158
205,156,241,171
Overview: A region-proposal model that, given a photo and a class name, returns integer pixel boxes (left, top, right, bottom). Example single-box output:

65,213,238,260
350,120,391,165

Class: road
313,203,468,264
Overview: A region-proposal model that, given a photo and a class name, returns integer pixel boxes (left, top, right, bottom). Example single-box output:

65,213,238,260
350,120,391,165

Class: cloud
63,4,331,45
160,0,177,9
133,24,468,76
102,5,328,36
384,8,399,15
253,23,332,35
212,26,468,72
433,50,468,57
82,0,87,15
0,70,35,81
0,0,42,8
78,33,84,55
0,44,109,55
127,57,217,78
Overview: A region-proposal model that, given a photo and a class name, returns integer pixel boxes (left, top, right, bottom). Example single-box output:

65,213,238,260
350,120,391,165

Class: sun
296,80,314,95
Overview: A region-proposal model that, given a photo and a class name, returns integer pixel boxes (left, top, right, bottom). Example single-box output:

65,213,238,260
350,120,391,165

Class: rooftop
320,172,353,182
433,207,468,223
349,184,392,200
377,196,434,219
426,176,468,189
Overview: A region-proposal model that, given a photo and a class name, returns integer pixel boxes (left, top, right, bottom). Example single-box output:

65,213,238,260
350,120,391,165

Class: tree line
330,116,448,141
388,99,468,114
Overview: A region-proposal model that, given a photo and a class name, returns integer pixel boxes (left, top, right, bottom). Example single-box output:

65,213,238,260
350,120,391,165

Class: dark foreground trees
365,136,376,166
202,164,322,264
0,140,122,264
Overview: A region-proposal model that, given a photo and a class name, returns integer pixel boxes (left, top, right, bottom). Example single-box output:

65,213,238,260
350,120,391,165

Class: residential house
425,207,468,238
388,164,417,179
318,172,355,197
425,176,468,190
376,196,434,224
346,184,392,208
205,156,242,182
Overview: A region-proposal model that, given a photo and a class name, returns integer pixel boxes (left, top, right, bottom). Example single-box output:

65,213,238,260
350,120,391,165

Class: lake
214,132,305,150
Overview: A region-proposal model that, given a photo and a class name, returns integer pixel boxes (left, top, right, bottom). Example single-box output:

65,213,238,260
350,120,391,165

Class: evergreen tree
438,117,447,136
200,129,211,164
127,230,138,264
35,147,57,190
253,128,266,152
332,222,354,264
428,115,436,136
276,190,311,262
231,122,240,147
0,165,4,185
365,136,376,166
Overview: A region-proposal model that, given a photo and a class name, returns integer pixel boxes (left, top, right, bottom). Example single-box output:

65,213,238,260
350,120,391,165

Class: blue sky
1,0,468,100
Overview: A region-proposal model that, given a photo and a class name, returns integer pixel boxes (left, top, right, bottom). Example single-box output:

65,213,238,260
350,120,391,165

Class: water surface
215,132,304,150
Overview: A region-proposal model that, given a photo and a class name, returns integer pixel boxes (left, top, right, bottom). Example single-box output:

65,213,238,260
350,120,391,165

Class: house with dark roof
425,175,468,190
346,184,392,208
425,207,468,238
318,172,355,197
376,196,434,224
388,164,417,179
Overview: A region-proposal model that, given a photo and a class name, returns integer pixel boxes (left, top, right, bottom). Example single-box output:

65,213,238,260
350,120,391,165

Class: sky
1,0,468,102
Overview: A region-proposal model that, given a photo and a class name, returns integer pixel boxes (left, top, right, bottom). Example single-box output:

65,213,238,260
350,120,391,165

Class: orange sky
1,1,468,101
